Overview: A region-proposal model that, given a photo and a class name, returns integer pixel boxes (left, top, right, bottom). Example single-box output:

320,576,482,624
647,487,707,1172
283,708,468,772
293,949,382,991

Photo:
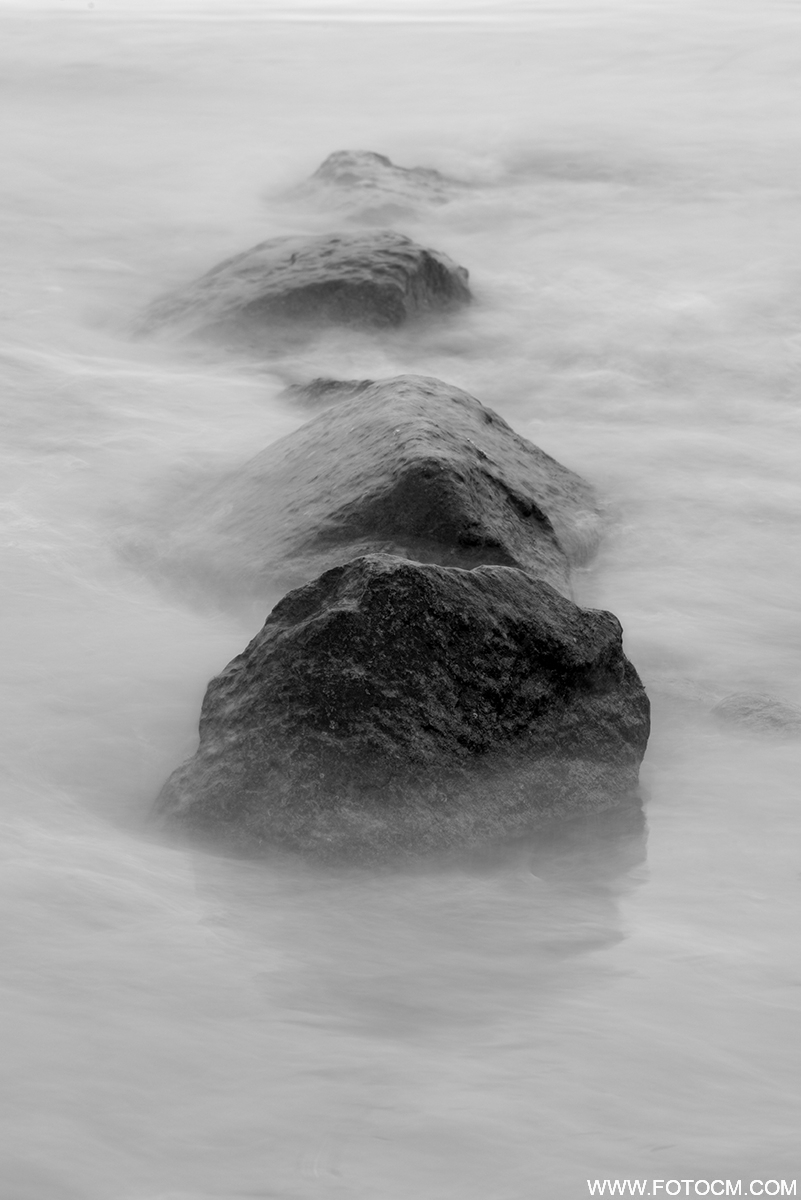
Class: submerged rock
280,375,375,408
140,375,600,607
156,556,650,860
712,692,801,737
136,230,471,341
288,149,463,223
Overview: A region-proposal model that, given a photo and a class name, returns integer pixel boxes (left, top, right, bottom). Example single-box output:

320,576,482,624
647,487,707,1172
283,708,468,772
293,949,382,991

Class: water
1,4,800,1197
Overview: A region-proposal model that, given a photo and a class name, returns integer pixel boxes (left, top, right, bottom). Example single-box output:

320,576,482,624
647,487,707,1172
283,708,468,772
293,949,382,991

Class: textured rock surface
712,692,801,736
156,556,650,860
289,149,462,223
136,230,470,340
140,375,600,606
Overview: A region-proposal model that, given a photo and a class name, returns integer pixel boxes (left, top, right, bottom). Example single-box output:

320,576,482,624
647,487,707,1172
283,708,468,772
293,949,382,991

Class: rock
139,375,600,608
280,376,375,409
288,149,463,223
155,555,650,860
712,692,801,737
136,230,471,341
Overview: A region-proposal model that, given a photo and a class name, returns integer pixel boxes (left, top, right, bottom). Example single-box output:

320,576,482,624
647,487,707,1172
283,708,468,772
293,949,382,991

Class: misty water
2,4,800,1197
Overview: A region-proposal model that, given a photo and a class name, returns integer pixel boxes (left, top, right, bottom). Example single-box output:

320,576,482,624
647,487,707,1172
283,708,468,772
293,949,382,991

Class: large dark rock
136,230,470,340
155,556,650,860
139,375,600,607
288,149,463,223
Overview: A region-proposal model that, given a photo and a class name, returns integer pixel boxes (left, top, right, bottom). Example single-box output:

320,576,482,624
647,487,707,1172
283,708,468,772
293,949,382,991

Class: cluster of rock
140,150,651,861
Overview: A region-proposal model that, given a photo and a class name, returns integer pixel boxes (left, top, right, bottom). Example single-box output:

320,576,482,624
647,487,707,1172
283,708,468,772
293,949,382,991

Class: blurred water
1,6,800,1198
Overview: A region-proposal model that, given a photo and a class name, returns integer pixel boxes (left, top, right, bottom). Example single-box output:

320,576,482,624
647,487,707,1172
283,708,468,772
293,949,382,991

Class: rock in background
156,556,650,861
712,692,801,737
285,149,465,224
135,230,471,343
134,375,601,609
279,376,375,409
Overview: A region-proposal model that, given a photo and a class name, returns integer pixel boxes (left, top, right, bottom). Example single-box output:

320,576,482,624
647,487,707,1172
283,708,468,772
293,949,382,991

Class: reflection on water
1,4,800,1197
